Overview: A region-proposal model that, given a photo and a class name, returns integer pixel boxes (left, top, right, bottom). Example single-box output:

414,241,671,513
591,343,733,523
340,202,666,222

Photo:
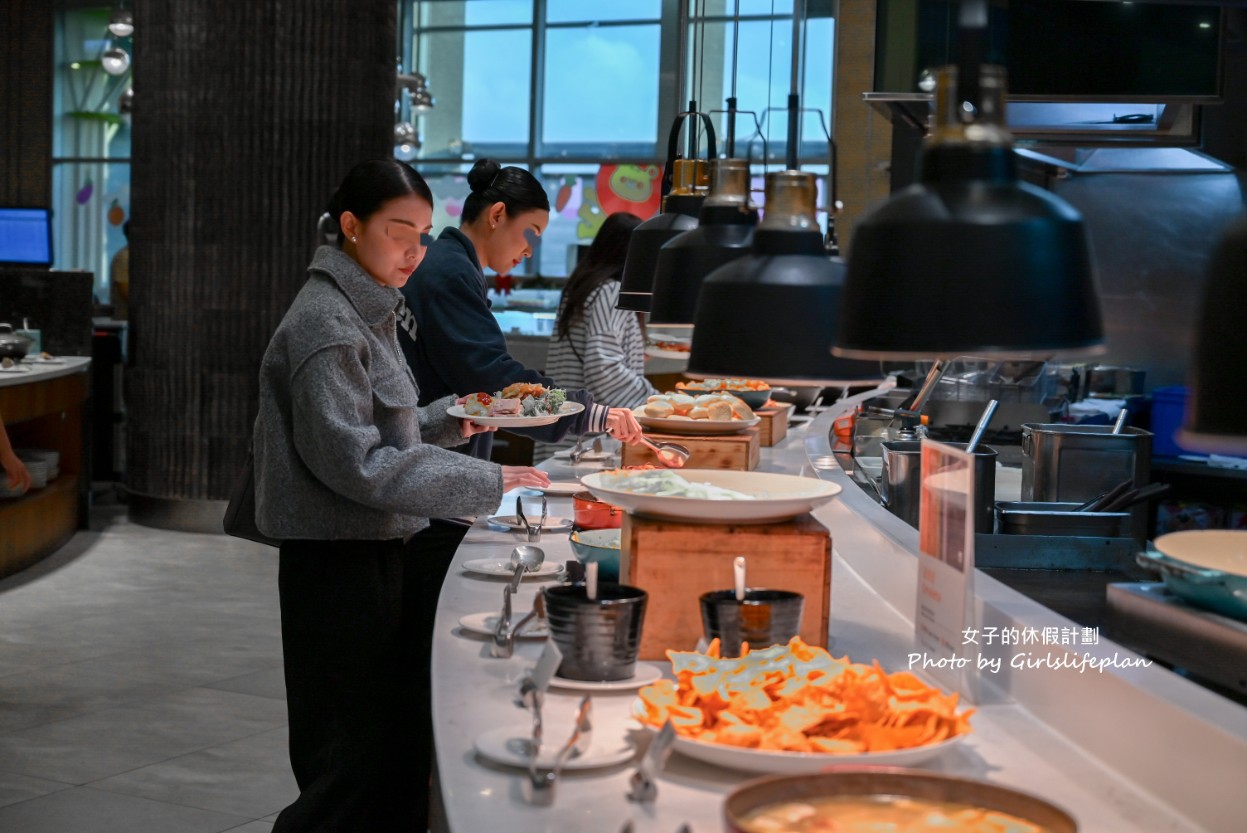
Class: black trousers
272,520,468,833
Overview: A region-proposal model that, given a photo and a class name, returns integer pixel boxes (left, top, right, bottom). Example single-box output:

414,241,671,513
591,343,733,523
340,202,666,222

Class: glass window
52,8,132,290
419,29,532,157
545,0,661,24
423,1,533,27
399,0,839,275
689,16,834,161
543,25,660,154
51,162,131,299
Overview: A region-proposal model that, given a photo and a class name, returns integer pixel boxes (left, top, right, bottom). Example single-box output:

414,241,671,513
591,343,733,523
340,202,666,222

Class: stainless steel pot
1084,365,1145,398
0,324,33,361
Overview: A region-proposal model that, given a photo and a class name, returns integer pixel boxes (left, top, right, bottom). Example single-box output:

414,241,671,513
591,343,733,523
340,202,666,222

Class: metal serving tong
516,495,548,542
490,584,514,658
492,588,547,660
526,695,593,804
627,719,677,803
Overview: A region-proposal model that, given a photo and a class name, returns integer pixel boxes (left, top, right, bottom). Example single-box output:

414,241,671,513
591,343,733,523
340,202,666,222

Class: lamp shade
648,159,758,326
835,66,1104,360
688,171,883,385
1179,215,1247,455
617,160,706,312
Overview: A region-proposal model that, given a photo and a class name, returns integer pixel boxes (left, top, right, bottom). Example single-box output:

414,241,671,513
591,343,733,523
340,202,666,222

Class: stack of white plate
0,479,27,498
17,449,59,483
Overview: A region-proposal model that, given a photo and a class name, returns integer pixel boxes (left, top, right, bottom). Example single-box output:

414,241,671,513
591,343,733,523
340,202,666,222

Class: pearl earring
351,236,358,243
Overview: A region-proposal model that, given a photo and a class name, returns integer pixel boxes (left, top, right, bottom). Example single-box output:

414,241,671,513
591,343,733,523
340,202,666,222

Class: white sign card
913,439,978,701
530,639,564,693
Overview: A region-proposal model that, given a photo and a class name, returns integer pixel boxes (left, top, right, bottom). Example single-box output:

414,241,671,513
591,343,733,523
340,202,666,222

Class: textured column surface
0,2,53,207
128,0,394,505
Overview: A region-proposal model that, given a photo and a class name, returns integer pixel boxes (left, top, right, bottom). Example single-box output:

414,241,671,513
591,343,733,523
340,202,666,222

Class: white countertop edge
0,356,91,388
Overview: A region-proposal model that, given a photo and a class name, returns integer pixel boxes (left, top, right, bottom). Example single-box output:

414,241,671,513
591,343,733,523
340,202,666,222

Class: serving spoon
637,436,690,468
509,544,546,593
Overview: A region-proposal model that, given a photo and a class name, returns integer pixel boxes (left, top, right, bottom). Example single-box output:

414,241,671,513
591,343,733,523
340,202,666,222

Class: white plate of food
632,392,760,436
457,611,550,640
630,699,965,773
644,336,691,361
23,354,67,364
486,514,573,532
462,559,565,580
533,481,584,497
634,410,760,436
580,469,841,524
448,401,584,428
474,725,635,771
645,346,693,361
452,385,584,428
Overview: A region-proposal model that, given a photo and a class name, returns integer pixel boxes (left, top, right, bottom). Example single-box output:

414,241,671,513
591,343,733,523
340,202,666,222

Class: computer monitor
0,207,53,267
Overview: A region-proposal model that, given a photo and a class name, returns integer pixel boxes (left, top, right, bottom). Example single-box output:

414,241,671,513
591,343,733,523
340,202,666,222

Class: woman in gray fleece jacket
254,160,548,833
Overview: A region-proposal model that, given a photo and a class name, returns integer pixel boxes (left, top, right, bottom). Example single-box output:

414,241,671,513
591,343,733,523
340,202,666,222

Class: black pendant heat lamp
647,157,759,327
617,151,709,312
1179,215,1247,455
688,170,884,385
835,1,1105,361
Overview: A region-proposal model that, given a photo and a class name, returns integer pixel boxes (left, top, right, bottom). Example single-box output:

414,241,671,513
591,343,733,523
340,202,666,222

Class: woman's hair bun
467,158,501,193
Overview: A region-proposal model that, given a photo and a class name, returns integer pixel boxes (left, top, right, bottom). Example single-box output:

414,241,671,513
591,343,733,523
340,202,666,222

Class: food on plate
598,469,752,501
500,381,547,400
644,399,675,419
739,795,1049,833
461,385,568,418
1,357,13,369
636,637,973,755
639,391,755,421
677,377,770,392
649,338,691,353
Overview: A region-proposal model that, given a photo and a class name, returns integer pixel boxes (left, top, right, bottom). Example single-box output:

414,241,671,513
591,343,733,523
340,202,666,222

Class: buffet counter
0,357,92,578
430,404,1246,833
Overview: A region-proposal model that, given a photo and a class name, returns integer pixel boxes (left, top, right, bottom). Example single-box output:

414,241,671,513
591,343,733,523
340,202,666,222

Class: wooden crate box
621,512,832,660
755,401,793,447
621,427,760,471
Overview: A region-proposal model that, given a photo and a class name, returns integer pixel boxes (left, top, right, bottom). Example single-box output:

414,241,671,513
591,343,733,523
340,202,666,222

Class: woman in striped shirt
545,212,656,416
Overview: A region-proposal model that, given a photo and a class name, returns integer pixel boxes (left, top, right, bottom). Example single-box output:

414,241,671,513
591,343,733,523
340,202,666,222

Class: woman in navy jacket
398,158,644,459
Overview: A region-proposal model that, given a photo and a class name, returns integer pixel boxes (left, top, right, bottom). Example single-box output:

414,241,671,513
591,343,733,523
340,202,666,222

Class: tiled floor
0,492,295,832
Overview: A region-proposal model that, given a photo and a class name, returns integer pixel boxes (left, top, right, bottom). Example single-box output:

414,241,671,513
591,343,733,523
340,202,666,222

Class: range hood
864,93,1206,147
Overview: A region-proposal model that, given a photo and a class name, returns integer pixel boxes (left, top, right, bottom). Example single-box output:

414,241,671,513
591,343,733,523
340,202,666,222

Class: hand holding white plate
447,401,584,429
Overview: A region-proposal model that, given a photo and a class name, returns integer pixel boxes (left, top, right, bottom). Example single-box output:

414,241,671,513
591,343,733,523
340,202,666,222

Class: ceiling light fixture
108,8,134,38
835,0,1105,360
101,47,130,76
687,1,881,385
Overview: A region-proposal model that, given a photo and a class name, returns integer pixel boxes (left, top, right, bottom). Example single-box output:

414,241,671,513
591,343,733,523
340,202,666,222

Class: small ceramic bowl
569,528,622,581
